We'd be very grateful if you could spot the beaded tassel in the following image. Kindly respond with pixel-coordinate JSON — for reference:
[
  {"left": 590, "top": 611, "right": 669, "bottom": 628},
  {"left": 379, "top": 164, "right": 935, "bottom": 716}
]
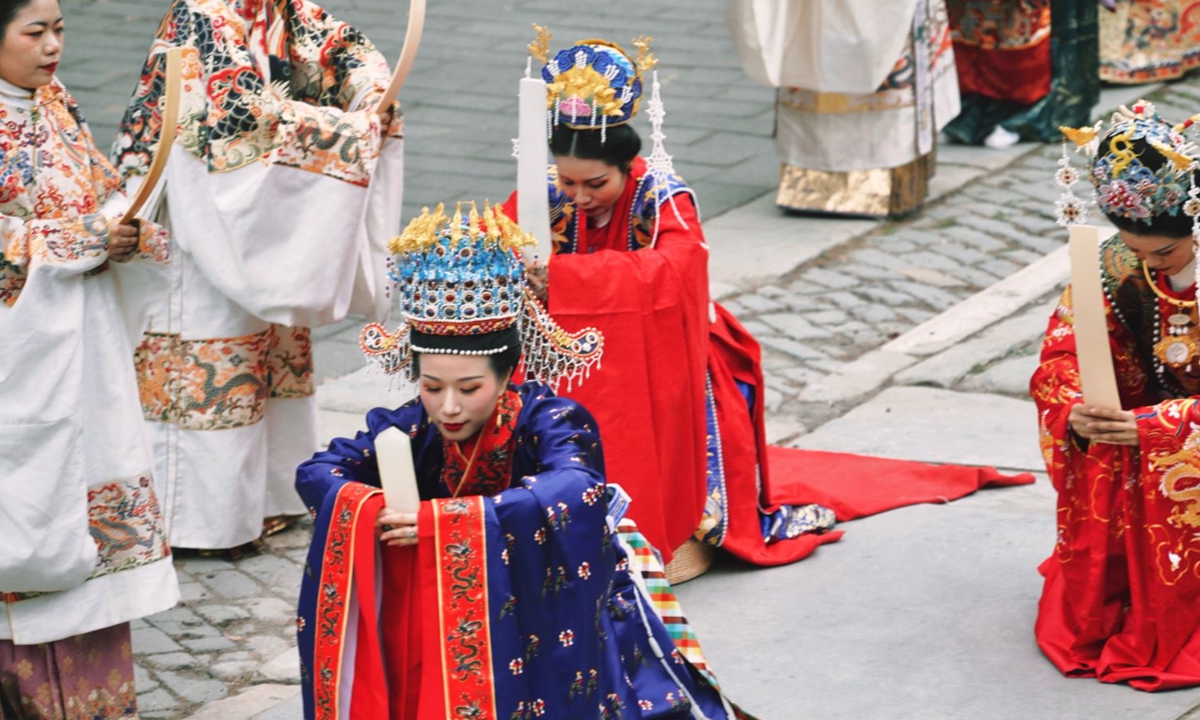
[{"left": 1054, "top": 141, "right": 1088, "bottom": 227}]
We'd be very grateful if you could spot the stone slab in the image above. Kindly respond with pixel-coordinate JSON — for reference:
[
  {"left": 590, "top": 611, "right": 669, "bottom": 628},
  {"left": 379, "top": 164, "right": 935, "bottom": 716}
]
[
  {"left": 675, "top": 482, "right": 1200, "bottom": 720},
  {"left": 252, "top": 694, "right": 304, "bottom": 720},
  {"left": 188, "top": 684, "right": 300, "bottom": 720},
  {"left": 962, "top": 352, "right": 1042, "bottom": 398},
  {"left": 704, "top": 192, "right": 877, "bottom": 288},
  {"left": 797, "top": 386, "right": 1044, "bottom": 472},
  {"left": 895, "top": 299, "right": 1055, "bottom": 388}
]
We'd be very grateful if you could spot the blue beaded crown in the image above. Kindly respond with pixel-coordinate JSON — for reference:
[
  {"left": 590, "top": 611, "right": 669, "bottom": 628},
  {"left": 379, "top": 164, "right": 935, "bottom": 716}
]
[
  {"left": 530, "top": 26, "right": 657, "bottom": 131},
  {"left": 360, "top": 203, "right": 605, "bottom": 390}
]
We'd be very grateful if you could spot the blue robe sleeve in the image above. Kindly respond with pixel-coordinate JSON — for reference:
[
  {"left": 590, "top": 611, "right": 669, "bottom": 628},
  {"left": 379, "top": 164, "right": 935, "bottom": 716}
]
[{"left": 294, "top": 400, "right": 425, "bottom": 718}]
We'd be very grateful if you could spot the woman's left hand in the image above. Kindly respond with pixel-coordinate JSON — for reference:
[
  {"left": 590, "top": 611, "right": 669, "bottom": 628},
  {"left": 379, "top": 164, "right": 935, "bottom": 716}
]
[
  {"left": 1073, "top": 405, "right": 1139, "bottom": 446},
  {"left": 378, "top": 509, "right": 419, "bottom": 547}
]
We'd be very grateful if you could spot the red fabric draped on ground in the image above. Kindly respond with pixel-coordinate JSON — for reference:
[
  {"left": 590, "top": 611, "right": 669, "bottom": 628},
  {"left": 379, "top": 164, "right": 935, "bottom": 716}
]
[{"left": 764, "top": 447, "right": 1035, "bottom": 522}]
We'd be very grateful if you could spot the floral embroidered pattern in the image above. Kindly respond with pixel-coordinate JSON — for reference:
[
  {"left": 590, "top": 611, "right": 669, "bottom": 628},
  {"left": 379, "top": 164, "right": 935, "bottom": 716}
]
[
  {"left": 87, "top": 474, "right": 171, "bottom": 580},
  {"left": 431, "top": 496, "right": 498, "bottom": 719},
  {"left": 311, "top": 482, "right": 380, "bottom": 720},
  {"left": 135, "top": 330, "right": 271, "bottom": 431},
  {"left": 269, "top": 325, "right": 315, "bottom": 399},
  {"left": 114, "top": 0, "right": 402, "bottom": 186},
  {"left": 0, "top": 81, "right": 144, "bottom": 305}
]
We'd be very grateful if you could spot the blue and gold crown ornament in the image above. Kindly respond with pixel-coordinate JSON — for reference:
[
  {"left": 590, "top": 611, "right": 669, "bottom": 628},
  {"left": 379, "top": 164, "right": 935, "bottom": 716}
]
[
  {"left": 1056, "top": 101, "right": 1200, "bottom": 232},
  {"left": 360, "top": 202, "right": 605, "bottom": 391},
  {"left": 530, "top": 25, "right": 657, "bottom": 134}
]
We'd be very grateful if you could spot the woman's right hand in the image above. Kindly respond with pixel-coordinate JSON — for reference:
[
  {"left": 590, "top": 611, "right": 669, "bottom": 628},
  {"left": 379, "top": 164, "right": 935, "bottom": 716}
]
[
  {"left": 107, "top": 218, "right": 140, "bottom": 262},
  {"left": 377, "top": 507, "right": 419, "bottom": 547},
  {"left": 1068, "top": 404, "right": 1138, "bottom": 446}
]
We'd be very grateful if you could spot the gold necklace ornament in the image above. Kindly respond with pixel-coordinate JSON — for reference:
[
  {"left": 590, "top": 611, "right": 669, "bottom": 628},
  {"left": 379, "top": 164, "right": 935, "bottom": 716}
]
[{"left": 1146, "top": 263, "right": 1200, "bottom": 370}]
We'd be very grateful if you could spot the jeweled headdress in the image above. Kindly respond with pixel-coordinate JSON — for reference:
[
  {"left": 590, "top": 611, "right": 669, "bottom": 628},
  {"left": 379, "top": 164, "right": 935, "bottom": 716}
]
[
  {"left": 1056, "top": 101, "right": 1200, "bottom": 232},
  {"left": 530, "top": 25, "right": 657, "bottom": 135},
  {"left": 360, "top": 202, "right": 604, "bottom": 390},
  {"left": 526, "top": 27, "right": 686, "bottom": 227}
]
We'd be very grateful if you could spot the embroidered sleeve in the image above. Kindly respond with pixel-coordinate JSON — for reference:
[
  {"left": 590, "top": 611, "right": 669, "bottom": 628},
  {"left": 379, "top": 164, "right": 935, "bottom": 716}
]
[
  {"left": 0, "top": 213, "right": 110, "bottom": 269},
  {"left": 134, "top": 218, "right": 170, "bottom": 264}
]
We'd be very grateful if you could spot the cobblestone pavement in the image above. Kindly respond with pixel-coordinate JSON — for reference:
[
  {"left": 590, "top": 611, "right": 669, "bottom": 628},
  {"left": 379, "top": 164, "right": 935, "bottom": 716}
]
[{"left": 52, "top": 0, "right": 1200, "bottom": 717}]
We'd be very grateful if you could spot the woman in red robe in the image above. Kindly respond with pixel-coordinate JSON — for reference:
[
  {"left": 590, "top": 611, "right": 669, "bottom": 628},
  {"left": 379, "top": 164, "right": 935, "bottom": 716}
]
[
  {"left": 1033, "top": 102, "right": 1200, "bottom": 690},
  {"left": 504, "top": 36, "right": 841, "bottom": 567}
]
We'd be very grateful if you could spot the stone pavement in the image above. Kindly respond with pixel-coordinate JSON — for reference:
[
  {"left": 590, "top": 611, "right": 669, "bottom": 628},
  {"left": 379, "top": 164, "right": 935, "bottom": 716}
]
[{"left": 50, "top": 1, "right": 1200, "bottom": 718}]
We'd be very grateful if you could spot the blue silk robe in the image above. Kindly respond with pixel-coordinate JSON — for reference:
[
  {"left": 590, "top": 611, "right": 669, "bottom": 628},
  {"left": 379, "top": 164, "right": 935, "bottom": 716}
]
[{"left": 295, "top": 381, "right": 737, "bottom": 720}]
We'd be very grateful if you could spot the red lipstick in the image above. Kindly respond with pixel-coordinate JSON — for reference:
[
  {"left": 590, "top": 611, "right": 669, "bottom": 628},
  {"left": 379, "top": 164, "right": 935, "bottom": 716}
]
[
  {"left": 40, "top": 62, "right": 58, "bottom": 74},
  {"left": 442, "top": 422, "right": 465, "bottom": 432}
]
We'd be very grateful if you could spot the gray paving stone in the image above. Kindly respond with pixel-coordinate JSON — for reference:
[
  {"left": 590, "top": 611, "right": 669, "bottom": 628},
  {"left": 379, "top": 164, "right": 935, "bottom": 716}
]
[
  {"left": 244, "top": 597, "right": 297, "bottom": 623},
  {"left": 980, "top": 257, "right": 1025, "bottom": 278},
  {"left": 194, "top": 604, "right": 252, "bottom": 626},
  {"left": 737, "top": 293, "right": 785, "bottom": 313},
  {"left": 149, "top": 619, "right": 221, "bottom": 639},
  {"left": 849, "top": 304, "right": 898, "bottom": 324},
  {"left": 135, "top": 664, "right": 158, "bottom": 693},
  {"left": 960, "top": 353, "right": 1041, "bottom": 397},
  {"left": 758, "top": 335, "right": 829, "bottom": 360},
  {"left": 245, "top": 635, "right": 293, "bottom": 660},
  {"left": 898, "top": 249, "right": 969, "bottom": 274},
  {"left": 178, "top": 581, "right": 211, "bottom": 602},
  {"left": 933, "top": 242, "right": 990, "bottom": 266},
  {"left": 854, "top": 286, "right": 913, "bottom": 306},
  {"left": 199, "top": 571, "right": 263, "bottom": 599},
  {"left": 759, "top": 313, "right": 833, "bottom": 340},
  {"left": 132, "top": 626, "right": 183, "bottom": 655},
  {"left": 806, "top": 309, "right": 849, "bottom": 326},
  {"left": 848, "top": 247, "right": 907, "bottom": 270},
  {"left": 144, "top": 652, "right": 198, "bottom": 670},
  {"left": 136, "top": 689, "right": 180, "bottom": 713},
  {"left": 949, "top": 265, "right": 1004, "bottom": 288},
  {"left": 182, "top": 636, "right": 239, "bottom": 653},
  {"left": 840, "top": 263, "right": 897, "bottom": 282},
  {"left": 801, "top": 267, "right": 858, "bottom": 290},
  {"left": 890, "top": 280, "right": 962, "bottom": 308},
  {"left": 210, "top": 661, "right": 261, "bottom": 681},
  {"left": 739, "top": 320, "right": 775, "bottom": 337},
  {"left": 823, "top": 290, "right": 867, "bottom": 309},
  {"left": 155, "top": 670, "right": 229, "bottom": 705}
]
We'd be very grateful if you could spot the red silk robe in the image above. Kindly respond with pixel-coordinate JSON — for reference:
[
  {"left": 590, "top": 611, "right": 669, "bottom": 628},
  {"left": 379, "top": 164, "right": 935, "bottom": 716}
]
[{"left": 1032, "top": 237, "right": 1200, "bottom": 690}]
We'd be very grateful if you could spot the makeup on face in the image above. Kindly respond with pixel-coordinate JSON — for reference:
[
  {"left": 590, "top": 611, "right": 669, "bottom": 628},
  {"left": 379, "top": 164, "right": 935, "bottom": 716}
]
[
  {"left": 0, "top": 0, "right": 64, "bottom": 92},
  {"left": 1121, "top": 230, "right": 1196, "bottom": 277},
  {"left": 417, "top": 354, "right": 507, "bottom": 443},
  {"left": 554, "top": 155, "right": 627, "bottom": 219}
]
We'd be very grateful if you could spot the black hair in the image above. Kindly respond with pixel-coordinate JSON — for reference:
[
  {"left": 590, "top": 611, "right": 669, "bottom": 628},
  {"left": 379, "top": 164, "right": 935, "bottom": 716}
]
[
  {"left": 1097, "top": 133, "right": 1199, "bottom": 239},
  {"left": 549, "top": 123, "right": 641, "bottom": 172},
  {"left": 0, "top": 0, "right": 38, "bottom": 36},
  {"left": 410, "top": 327, "right": 522, "bottom": 384}
]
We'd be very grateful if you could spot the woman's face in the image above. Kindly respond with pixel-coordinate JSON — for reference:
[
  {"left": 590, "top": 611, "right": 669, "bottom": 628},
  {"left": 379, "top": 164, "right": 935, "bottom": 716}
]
[
  {"left": 554, "top": 155, "right": 627, "bottom": 220},
  {"left": 0, "top": 0, "right": 62, "bottom": 92},
  {"left": 418, "top": 354, "right": 510, "bottom": 443},
  {"left": 1120, "top": 230, "right": 1196, "bottom": 276}
]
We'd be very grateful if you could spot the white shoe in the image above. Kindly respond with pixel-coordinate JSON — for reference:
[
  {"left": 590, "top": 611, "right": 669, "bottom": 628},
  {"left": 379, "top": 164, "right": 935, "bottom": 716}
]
[{"left": 984, "top": 126, "right": 1020, "bottom": 149}]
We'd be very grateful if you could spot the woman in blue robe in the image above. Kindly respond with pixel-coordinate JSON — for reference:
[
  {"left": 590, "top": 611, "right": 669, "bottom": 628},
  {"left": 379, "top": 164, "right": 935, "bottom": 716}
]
[{"left": 294, "top": 202, "right": 748, "bottom": 720}]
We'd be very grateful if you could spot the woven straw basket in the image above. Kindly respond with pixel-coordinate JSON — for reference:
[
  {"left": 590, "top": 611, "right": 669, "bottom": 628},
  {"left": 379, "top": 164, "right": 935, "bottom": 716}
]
[{"left": 664, "top": 539, "right": 716, "bottom": 585}]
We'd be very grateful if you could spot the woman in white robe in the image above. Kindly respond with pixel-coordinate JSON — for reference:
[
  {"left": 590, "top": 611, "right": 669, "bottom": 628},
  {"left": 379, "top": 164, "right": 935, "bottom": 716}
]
[
  {"left": 111, "top": 0, "right": 405, "bottom": 551},
  {"left": 728, "top": 0, "right": 960, "bottom": 218},
  {"left": 0, "top": 0, "right": 178, "bottom": 715}
]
